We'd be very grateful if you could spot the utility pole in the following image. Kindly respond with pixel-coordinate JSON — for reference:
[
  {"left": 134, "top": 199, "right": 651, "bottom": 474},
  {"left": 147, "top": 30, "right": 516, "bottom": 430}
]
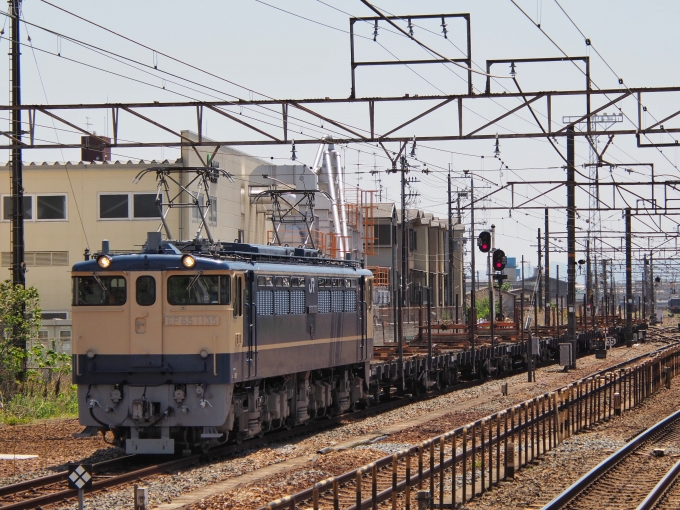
[
  {"left": 448, "top": 170, "right": 454, "bottom": 308},
  {"left": 544, "top": 208, "right": 550, "bottom": 326},
  {"left": 625, "top": 208, "right": 633, "bottom": 346},
  {"left": 469, "top": 176, "right": 477, "bottom": 373},
  {"left": 567, "top": 125, "right": 577, "bottom": 368},
  {"left": 489, "top": 224, "right": 495, "bottom": 353},
  {"left": 398, "top": 153, "right": 408, "bottom": 394},
  {"left": 522, "top": 255, "right": 533, "bottom": 382},
  {"left": 391, "top": 206, "right": 400, "bottom": 382},
  {"left": 642, "top": 254, "right": 648, "bottom": 319},
  {"left": 650, "top": 250, "right": 655, "bottom": 320},
  {"left": 537, "top": 228, "right": 542, "bottom": 317},
  {"left": 586, "top": 239, "right": 591, "bottom": 320},
  {"left": 602, "top": 259, "right": 608, "bottom": 323},
  {"left": 10, "top": 0, "right": 24, "bottom": 288}
]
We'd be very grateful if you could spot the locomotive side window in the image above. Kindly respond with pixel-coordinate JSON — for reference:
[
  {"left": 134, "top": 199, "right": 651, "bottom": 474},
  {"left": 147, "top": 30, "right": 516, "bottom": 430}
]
[
  {"left": 136, "top": 276, "right": 156, "bottom": 306},
  {"left": 233, "top": 276, "right": 242, "bottom": 318},
  {"left": 257, "top": 275, "right": 273, "bottom": 287},
  {"left": 167, "top": 275, "right": 230, "bottom": 305},
  {"left": 367, "top": 280, "right": 373, "bottom": 311},
  {"left": 72, "top": 276, "right": 127, "bottom": 306},
  {"left": 274, "top": 276, "right": 290, "bottom": 287}
]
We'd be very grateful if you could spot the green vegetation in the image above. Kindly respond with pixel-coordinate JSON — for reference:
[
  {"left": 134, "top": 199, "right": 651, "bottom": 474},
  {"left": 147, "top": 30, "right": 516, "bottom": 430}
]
[
  {"left": 0, "top": 280, "right": 75, "bottom": 424},
  {"left": 475, "top": 297, "right": 490, "bottom": 320}
]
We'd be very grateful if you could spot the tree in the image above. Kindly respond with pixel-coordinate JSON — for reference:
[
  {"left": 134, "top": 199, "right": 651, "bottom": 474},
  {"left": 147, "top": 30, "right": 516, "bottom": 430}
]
[
  {"left": 475, "top": 297, "right": 490, "bottom": 320},
  {"left": 0, "top": 281, "right": 41, "bottom": 395}
]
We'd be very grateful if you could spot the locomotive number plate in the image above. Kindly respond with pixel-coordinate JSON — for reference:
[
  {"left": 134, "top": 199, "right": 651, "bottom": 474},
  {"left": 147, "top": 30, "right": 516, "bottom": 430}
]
[{"left": 164, "top": 316, "right": 219, "bottom": 326}]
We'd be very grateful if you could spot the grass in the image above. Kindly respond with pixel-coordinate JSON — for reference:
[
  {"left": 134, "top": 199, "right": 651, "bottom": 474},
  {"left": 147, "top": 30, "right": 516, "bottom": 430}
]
[{"left": 0, "top": 384, "right": 78, "bottom": 425}]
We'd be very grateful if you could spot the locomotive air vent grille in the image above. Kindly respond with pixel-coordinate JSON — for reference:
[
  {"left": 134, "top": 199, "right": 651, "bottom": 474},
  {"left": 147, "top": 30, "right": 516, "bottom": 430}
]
[
  {"left": 290, "top": 289, "right": 306, "bottom": 314},
  {"left": 345, "top": 290, "right": 357, "bottom": 312},
  {"left": 274, "top": 290, "right": 290, "bottom": 315},
  {"left": 318, "top": 290, "right": 331, "bottom": 313},
  {"left": 331, "top": 290, "right": 344, "bottom": 313},
  {"left": 256, "top": 290, "right": 274, "bottom": 316}
]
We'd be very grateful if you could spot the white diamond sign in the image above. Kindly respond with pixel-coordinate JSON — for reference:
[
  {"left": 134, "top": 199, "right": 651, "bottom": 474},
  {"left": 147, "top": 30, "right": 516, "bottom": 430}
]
[{"left": 67, "top": 463, "right": 93, "bottom": 490}]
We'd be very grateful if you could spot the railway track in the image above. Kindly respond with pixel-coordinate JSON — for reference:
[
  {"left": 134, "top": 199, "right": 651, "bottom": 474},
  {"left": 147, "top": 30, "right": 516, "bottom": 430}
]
[
  {"left": 2, "top": 339, "right": 674, "bottom": 510},
  {"left": 542, "top": 408, "right": 680, "bottom": 510},
  {"left": 645, "top": 460, "right": 680, "bottom": 509},
  {"left": 0, "top": 362, "right": 543, "bottom": 509},
  {"left": 259, "top": 341, "right": 680, "bottom": 510}
]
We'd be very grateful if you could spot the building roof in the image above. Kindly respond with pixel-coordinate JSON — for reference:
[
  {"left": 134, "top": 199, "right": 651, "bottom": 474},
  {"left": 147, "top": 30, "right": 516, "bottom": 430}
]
[{"left": 5, "top": 159, "right": 183, "bottom": 167}]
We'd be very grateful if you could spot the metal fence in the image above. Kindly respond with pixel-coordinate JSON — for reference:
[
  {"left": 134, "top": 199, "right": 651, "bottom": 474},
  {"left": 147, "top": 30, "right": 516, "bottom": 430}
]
[{"left": 263, "top": 344, "right": 680, "bottom": 509}]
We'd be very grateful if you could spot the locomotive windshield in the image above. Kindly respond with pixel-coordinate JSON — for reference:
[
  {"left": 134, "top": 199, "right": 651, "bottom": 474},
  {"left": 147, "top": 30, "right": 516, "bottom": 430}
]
[
  {"left": 72, "top": 276, "right": 127, "bottom": 306},
  {"left": 167, "top": 275, "right": 230, "bottom": 305}
]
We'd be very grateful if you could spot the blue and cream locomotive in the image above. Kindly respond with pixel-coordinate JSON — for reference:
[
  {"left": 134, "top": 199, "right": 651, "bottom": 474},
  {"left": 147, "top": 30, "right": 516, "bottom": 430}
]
[{"left": 72, "top": 235, "right": 373, "bottom": 454}]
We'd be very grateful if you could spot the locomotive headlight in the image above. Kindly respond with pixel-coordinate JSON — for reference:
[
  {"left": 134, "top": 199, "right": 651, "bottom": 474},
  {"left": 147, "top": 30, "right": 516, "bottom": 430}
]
[
  {"left": 86, "top": 349, "right": 96, "bottom": 359},
  {"left": 200, "top": 349, "right": 209, "bottom": 359},
  {"left": 181, "top": 254, "right": 196, "bottom": 268},
  {"left": 97, "top": 254, "right": 112, "bottom": 269}
]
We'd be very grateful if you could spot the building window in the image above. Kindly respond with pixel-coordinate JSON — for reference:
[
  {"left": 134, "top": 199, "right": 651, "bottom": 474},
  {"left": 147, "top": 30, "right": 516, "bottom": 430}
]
[
  {"left": 237, "top": 229, "right": 245, "bottom": 243},
  {"left": 409, "top": 229, "right": 417, "bottom": 252},
  {"left": 374, "top": 224, "right": 391, "bottom": 246},
  {"left": 209, "top": 196, "right": 217, "bottom": 224},
  {"left": 191, "top": 195, "right": 217, "bottom": 224},
  {"left": 41, "top": 312, "right": 68, "bottom": 320},
  {"left": 133, "top": 194, "right": 161, "bottom": 219},
  {"left": 2, "top": 196, "right": 32, "bottom": 221},
  {"left": 3, "top": 195, "right": 68, "bottom": 221},
  {"left": 99, "top": 194, "right": 128, "bottom": 219},
  {"left": 37, "top": 195, "right": 66, "bottom": 220},
  {"left": 99, "top": 193, "right": 162, "bottom": 220}
]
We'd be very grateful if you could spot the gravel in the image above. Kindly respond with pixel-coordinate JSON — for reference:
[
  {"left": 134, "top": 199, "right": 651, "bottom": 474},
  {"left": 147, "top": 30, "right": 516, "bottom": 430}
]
[{"left": 2, "top": 338, "right": 669, "bottom": 509}]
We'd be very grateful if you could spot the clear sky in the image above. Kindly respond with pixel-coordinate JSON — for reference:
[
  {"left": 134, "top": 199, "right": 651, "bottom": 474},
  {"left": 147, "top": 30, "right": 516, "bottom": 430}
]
[{"left": 4, "top": 0, "right": 680, "bottom": 283}]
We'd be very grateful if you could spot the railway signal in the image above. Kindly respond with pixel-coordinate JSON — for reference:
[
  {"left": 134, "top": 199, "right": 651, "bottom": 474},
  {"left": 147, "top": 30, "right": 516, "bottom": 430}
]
[
  {"left": 478, "top": 231, "right": 491, "bottom": 252},
  {"left": 493, "top": 249, "right": 507, "bottom": 271}
]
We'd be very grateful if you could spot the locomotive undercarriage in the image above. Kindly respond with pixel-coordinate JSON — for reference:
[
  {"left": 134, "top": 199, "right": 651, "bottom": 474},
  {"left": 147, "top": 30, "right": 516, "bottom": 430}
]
[{"left": 90, "top": 364, "right": 369, "bottom": 454}]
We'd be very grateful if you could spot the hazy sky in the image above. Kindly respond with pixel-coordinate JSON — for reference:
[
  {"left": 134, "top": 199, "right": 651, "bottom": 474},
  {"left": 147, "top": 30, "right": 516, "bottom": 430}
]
[{"left": 4, "top": 0, "right": 680, "bottom": 281}]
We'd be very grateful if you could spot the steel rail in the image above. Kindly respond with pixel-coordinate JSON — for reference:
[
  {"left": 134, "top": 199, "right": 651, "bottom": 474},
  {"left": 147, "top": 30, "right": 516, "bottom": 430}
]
[
  {"left": 541, "top": 407, "right": 680, "bottom": 510},
  {"left": 0, "top": 344, "right": 578, "bottom": 510},
  {"left": 259, "top": 338, "right": 678, "bottom": 510},
  {"left": 636, "top": 459, "right": 680, "bottom": 510},
  {"left": 2, "top": 334, "right": 669, "bottom": 510},
  {"left": 0, "top": 454, "right": 134, "bottom": 498}
]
